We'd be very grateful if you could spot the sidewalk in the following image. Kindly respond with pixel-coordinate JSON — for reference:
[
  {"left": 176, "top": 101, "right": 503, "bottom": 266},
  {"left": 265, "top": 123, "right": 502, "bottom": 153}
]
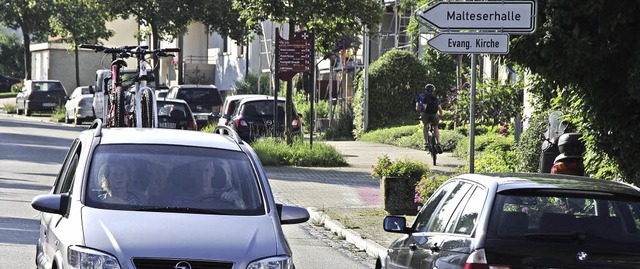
[{"left": 264, "top": 141, "right": 467, "bottom": 259}]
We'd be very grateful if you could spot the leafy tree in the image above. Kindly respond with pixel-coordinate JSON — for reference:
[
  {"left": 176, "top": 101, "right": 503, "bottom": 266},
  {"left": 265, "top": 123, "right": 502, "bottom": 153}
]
[
  {"left": 353, "top": 49, "right": 428, "bottom": 136},
  {"left": 0, "top": 0, "right": 53, "bottom": 80},
  {"left": 234, "top": 72, "right": 270, "bottom": 95},
  {"left": 50, "top": 0, "right": 114, "bottom": 88},
  {"left": 0, "top": 32, "right": 25, "bottom": 78},
  {"left": 507, "top": 0, "right": 640, "bottom": 183},
  {"left": 234, "top": 0, "right": 383, "bottom": 144}
]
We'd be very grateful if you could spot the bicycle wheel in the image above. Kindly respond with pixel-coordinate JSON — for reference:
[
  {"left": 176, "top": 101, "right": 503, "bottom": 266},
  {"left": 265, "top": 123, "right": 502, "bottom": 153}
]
[
  {"left": 140, "top": 90, "right": 154, "bottom": 128},
  {"left": 429, "top": 136, "right": 437, "bottom": 166},
  {"left": 114, "top": 88, "right": 126, "bottom": 127}
]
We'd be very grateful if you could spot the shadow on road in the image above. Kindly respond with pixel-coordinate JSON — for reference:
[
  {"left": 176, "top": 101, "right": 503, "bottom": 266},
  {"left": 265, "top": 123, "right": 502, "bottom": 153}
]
[{"left": 0, "top": 216, "right": 39, "bottom": 245}]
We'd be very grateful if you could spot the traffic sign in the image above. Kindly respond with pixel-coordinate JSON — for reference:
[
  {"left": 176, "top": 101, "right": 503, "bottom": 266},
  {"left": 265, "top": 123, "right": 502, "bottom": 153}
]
[
  {"left": 417, "top": 1, "right": 536, "bottom": 33},
  {"left": 427, "top": 33, "right": 510, "bottom": 54}
]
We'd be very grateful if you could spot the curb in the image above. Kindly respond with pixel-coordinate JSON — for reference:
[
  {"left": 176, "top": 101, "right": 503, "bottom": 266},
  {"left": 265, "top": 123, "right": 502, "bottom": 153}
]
[{"left": 307, "top": 207, "right": 387, "bottom": 260}]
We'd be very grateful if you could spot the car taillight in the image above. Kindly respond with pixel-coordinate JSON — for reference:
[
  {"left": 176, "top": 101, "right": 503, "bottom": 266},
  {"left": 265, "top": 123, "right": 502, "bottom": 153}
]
[
  {"left": 464, "top": 250, "right": 511, "bottom": 269},
  {"left": 187, "top": 119, "right": 197, "bottom": 130},
  {"left": 236, "top": 117, "right": 248, "bottom": 128}
]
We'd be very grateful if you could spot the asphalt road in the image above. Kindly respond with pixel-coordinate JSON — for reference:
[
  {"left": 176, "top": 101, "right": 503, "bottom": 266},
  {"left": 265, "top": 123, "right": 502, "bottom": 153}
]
[{"left": 0, "top": 115, "right": 374, "bottom": 269}]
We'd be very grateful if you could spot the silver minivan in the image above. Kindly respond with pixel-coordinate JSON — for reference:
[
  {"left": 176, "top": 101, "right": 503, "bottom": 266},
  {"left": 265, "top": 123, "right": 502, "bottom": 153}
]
[{"left": 31, "top": 123, "right": 309, "bottom": 269}]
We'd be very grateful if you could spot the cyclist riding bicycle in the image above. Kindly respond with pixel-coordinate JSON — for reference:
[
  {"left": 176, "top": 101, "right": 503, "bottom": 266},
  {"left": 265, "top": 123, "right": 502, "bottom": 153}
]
[{"left": 416, "top": 84, "right": 443, "bottom": 153}]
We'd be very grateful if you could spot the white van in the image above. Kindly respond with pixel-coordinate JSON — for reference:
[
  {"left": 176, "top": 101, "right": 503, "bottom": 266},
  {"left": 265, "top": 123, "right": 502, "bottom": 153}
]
[{"left": 92, "top": 69, "right": 137, "bottom": 121}]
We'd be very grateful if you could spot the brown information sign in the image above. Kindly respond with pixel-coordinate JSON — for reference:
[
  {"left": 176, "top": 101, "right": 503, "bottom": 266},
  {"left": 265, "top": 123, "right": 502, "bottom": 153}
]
[{"left": 277, "top": 31, "right": 312, "bottom": 81}]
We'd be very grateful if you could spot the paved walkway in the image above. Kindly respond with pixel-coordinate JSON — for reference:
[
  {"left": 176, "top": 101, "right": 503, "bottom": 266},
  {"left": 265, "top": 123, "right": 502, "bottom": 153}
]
[{"left": 264, "top": 141, "right": 467, "bottom": 258}]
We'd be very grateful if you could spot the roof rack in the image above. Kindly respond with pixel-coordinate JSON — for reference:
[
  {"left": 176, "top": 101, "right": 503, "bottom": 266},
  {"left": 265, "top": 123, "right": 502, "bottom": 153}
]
[
  {"left": 88, "top": 118, "right": 103, "bottom": 137},
  {"left": 214, "top": 125, "right": 243, "bottom": 145}
]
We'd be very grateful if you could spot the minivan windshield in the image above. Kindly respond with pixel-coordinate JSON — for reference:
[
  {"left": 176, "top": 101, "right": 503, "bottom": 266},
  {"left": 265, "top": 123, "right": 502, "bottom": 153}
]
[
  {"left": 491, "top": 191, "right": 640, "bottom": 243},
  {"left": 85, "top": 144, "right": 264, "bottom": 215}
]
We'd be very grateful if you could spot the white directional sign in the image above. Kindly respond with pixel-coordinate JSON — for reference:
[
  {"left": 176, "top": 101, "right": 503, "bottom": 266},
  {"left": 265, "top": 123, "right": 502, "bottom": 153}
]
[
  {"left": 417, "top": 1, "right": 536, "bottom": 33},
  {"left": 427, "top": 33, "right": 510, "bottom": 54}
]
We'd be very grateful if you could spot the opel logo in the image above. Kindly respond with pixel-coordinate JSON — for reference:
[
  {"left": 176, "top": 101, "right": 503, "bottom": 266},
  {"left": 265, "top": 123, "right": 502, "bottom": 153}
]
[
  {"left": 175, "top": 261, "right": 192, "bottom": 269},
  {"left": 266, "top": 120, "right": 273, "bottom": 126},
  {"left": 576, "top": 251, "right": 588, "bottom": 261}
]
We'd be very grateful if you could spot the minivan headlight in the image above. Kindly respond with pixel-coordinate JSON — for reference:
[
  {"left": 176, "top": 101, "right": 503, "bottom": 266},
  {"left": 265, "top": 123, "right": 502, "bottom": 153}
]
[
  {"left": 247, "top": 256, "right": 293, "bottom": 269},
  {"left": 68, "top": 245, "right": 120, "bottom": 269}
]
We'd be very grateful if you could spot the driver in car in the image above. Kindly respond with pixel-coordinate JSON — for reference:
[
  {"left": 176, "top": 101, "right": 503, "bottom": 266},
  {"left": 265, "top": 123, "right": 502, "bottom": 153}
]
[{"left": 172, "top": 160, "right": 245, "bottom": 209}]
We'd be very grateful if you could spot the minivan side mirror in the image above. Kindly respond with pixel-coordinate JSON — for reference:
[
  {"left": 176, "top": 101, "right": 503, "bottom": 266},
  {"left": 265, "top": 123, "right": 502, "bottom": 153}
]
[{"left": 31, "top": 193, "right": 71, "bottom": 216}]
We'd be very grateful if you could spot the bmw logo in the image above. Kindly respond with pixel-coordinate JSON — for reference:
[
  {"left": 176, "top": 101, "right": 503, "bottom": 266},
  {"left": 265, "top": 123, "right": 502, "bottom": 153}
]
[
  {"left": 576, "top": 251, "right": 588, "bottom": 261},
  {"left": 175, "top": 261, "right": 192, "bottom": 269}
]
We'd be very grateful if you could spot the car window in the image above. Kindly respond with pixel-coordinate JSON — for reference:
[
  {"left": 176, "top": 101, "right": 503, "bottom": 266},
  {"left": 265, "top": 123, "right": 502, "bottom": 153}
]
[
  {"left": 450, "top": 186, "right": 486, "bottom": 235},
  {"left": 81, "top": 87, "right": 91, "bottom": 95},
  {"left": 85, "top": 144, "right": 264, "bottom": 215},
  {"left": 32, "top": 82, "right": 64, "bottom": 92},
  {"left": 241, "top": 101, "right": 289, "bottom": 117},
  {"left": 176, "top": 88, "right": 222, "bottom": 106},
  {"left": 413, "top": 180, "right": 457, "bottom": 232},
  {"left": 53, "top": 139, "right": 81, "bottom": 194},
  {"left": 491, "top": 191, "right": 640, "bottom": 242},
  {"left": 428, "top": 181, "right": 472, "bottom": 233},
  {"left": 157, "top": 102, "right": 190, "bottom": 117}
]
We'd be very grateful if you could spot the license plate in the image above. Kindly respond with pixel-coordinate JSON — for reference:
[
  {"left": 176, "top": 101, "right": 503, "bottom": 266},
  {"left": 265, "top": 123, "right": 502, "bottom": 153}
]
[
  {"left": 43, "top": 103, "right": 55, "bottom": 107},
  {"left": 159, "top": 122, "right": 176, "bottom": 129},
  {"left": 197, "top": 115, "right": 209, "bottom": 120}
]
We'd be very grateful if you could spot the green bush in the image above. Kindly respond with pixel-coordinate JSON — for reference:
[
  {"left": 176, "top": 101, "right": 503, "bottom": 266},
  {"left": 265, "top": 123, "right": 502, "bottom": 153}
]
[
  {"left": 414, "top": 173, "right": 450, "bottom": 206},
  {"left": 353, "top": 49, "right": 428, "bottom": 137},
  {"left": 371, "top": 154, "right": 430, "bottom": 179},
  {"left": 293, "top": 90, "right": 329, "bottom": 133},
  {"left": 474, "top": 150, "right": 519, "bottom": 173},
  {"left": 322, "top": 107, "right": 355, "bottom": 140},
  {"left": 252, "top": 138, "right": 348, "bottom": 167},
  {"left": 3, "top": 104, "right": 16, "bottom": 113},
  {"left": 514, "top": 111, "right": 549, "bottom": 172},
  {"left": 453, "top": 133, "right": 509, "bottom": 158}
]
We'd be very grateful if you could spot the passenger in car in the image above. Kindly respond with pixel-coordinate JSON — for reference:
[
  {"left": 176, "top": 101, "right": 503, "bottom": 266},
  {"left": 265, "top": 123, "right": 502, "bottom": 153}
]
[
  {"left": 172, "top": 160, "right": 245, "bottom": 209},
  {"left": 99, "top": 163, "right": 143, "bottom": 205}
]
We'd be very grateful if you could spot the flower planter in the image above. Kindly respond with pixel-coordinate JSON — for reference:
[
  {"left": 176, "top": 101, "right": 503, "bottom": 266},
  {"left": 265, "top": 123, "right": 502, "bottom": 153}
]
[{"left": 381, "top": 176, "right": 419, "bottom": 215}]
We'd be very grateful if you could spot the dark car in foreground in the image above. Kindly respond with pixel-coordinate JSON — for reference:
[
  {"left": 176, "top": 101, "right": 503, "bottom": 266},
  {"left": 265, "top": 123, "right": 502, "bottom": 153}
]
[
  {"left": 378, "top": 173, "right": 640, "bottom": 269},
  {"left": 16, "top": 80, "right": 67, "bottom": 116},
  {"left": 156, "top": 97, "right": 198, "bottom": 130},
  {"left": 167, "top": 84, "right": 223, "bottom": 129},
  {"left": 228, "top": 96, "right": 303, "bottom": 142},
  {"left": 31, "top": 122, "right": 309, "bottom": 269}
]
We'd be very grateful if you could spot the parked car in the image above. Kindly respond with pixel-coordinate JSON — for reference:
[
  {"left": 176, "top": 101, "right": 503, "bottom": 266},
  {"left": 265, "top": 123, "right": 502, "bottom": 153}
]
[
  {"left": 0, "top": 73, "right": 21, "bottom": 92},
  {"left": 64, "top": 86, "right": 95, "bottom": 125},
  {"left": 217, "top": 94, "right": 268, "bottom": 126},
  {"left": 228, "top": 96, "right": 303, "bottom": 142},
  {"left": 378, "top": 173, "right": 640, "bottom": 269},
  {"left": 31, "top": 123, "right": 309, "bottom": 269},
  {"left": 167, "top": 84, "right": 223, "bottom": 129},
  {"left": 16, "top": 80, "right": 67, "bottom": 116},
  {"left": 156, "top": 97, "right": 198, "bottom": 130}
]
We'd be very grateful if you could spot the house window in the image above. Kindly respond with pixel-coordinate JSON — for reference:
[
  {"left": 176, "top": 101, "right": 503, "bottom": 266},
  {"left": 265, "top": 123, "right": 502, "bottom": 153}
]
[{"left": 223, "top": 36, "right": 228, "bottom": 54}]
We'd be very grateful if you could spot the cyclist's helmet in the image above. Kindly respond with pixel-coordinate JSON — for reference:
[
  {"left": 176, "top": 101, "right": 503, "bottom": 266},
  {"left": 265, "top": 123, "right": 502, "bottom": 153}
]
[{"left": 424, "top": 84, "right": 435, "bottom": 92}]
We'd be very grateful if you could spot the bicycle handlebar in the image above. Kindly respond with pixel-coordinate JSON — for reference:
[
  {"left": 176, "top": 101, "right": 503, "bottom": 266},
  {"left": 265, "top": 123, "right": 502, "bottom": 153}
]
[{"left": 80, "top": 44, "right": 177, "bottom": 56}]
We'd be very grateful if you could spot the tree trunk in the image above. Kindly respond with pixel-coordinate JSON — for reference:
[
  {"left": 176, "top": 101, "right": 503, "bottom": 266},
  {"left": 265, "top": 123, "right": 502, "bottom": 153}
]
[
  {"left": 285, "top": 21, "right": 296, "bottom": 145},
  {"left": 75, "top": 43, "right": 80, "bottom": 88},
  {"left": 22, "top": 32, "right": 32, "bottom": 80}
]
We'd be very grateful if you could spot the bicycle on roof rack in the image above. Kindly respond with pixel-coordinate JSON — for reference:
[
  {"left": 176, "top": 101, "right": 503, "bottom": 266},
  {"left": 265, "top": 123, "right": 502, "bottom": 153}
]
[{"left": 81, "top": 44, "right": 179, "bottom": 128}]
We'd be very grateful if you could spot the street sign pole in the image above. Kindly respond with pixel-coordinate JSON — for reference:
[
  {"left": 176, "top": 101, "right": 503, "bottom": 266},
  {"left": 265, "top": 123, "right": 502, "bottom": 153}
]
[{"left": 469, "top": 54, "right": 477, "bottom": 173}]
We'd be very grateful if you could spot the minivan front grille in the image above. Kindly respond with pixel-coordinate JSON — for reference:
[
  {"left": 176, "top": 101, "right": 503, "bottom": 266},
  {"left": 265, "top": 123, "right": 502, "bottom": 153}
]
[{"left": 132, "top": 258, "right": 233, "bottom": 269}]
